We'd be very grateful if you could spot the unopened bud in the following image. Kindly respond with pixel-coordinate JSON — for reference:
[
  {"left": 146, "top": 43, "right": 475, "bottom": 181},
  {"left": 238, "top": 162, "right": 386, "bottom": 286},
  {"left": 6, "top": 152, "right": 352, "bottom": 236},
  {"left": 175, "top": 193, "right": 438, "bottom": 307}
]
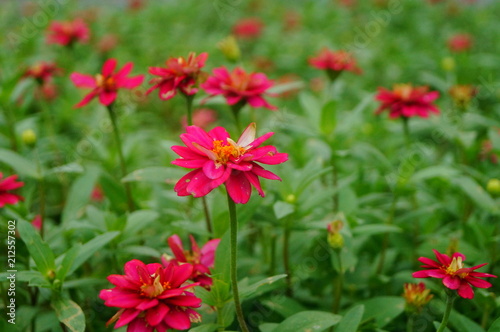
[
  {"left": 21, "top": 129, "right": 37, "bottom": 146},
  {"left": 217, "top": 35, "right": 241, "bottom": 63},
  {"left": 441, "top": 57, "right": 455, "bottom": 72},
  {"left": 487, "top": 179, "right": 500, "bottom": 196}
]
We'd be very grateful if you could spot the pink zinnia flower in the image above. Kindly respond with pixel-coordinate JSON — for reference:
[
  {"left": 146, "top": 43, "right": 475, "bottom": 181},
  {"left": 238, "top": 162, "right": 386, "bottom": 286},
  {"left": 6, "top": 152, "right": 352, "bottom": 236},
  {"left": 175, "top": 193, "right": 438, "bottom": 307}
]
[
  {"left": 412, "top": 249, "right": 497, "bottom": 299},
  {"left": 309, "top": 49, "right": 362, "bottom": 80},
  {"left": 201, "top": 67, "right": 277, "bottom": 110},
  {"left": 163, "top": 235, "right": 220, "bottom": 289},
  {"left": 448, "top": 34, "right": 473, "bottom": 52},
  {"left": 46, "top": 18, "right": 90, "bottom": 46},
  {"left": 172, "top": 123, "right": 288, "bottom": 204},
  {"left": 375, "top": 84, "right": 440, "bottom": 119},
  {"left": 70, "top": 58, "right": 144, "bottom": 108},
  {"left": 99, "top": 259, "right": 202, "bottom": 331},
  {"left": 232, "top": 17, "right": 264, "bottom": 39},
  {"left": 0, "top": 173, "right": 24, "bottom": 208},
  {"left": 147, "top": 52, "right": 208, "bottom": 101},
  {"left": 24, "top": 61, "right": 62, "bottom": 84}
]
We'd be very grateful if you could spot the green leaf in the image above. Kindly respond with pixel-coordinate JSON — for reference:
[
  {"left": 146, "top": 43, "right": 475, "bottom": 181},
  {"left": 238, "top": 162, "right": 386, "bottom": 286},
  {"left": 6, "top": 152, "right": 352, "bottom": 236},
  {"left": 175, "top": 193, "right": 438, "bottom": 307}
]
[
  {"left": 271, "top": 311, "right": 341, "bottom": 332},
  {"left": 262, "top": 296, "right": 307, "bottom": 318},
  {"left": 488, "top": 317, "right": 500, "bottom": 332},
  {"left": 17, "top": 219, "right": 56, "bottom": 281},
  {"left": 352, "top": 224, "right": 402, "bottom": 237},
  {"left": 61, "top": 166, "right": 100, "bottom": 224},
  {"left": 450, "top": 309, "right": 485, "bottom": 332},
  {"left": 239, "top": 274, "right": 287, "bottom": 299},
  {"left": 260, "top": 323, "right": 279, "bottom": 332},
  {"left": 0, "top": 148, "right": 40, "bottom": 178},
  {"left": 273, "top": 201, "right": 295, "bottom": 220},
  {"left": 320, "top": 100, "right": 337, "bottom": 135},
  {"left": 124, "top": 209, "right": 159, "bottom": 234},
  {"left": 336, "top": 305, "right": 364, "bottom": 332},
  {"left": 56, "top": 245, "right": 80, "bottom": 283},
  {"left": 360, "top": 296, "right": 405, "bottom": 328},
  {"left": 213, "top": 231, "right": 230, "bottom": 284},
  {"left": 453, "top": 176, "right": 497, "bottom": 212},
  {"left": 122, "top": 166, "right": 185, "bottom": 184},
  {"left": 51, "top": 297, "right": 85, "bottom": 332},
  {"left": 411, "top": 165, "right": 459, "bottom": 183},
  {"left": 66, "top": 231, "right": 120, "bottom": 276},
  {"left": 121, "top": 245, "right": 161, "bottom": 257},
  {"left": 188, "top": 324, "right": 218, "bottom": 332}
]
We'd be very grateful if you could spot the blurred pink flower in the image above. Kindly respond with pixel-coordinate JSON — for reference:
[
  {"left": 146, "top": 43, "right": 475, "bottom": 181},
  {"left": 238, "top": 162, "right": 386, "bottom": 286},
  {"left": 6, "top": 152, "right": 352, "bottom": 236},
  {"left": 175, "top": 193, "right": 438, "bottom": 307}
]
[
  {"left": 413, "top": 249, "right": 496, "bottom": 299},
  {"left": 201, "top": 67, "right": 277, "bottom": 110},
  {"left": 172, "top": 123, "right": 288, "bottom": 204},
  {"left": 309, "top": 49, "right": 362, "bottom": 80},
  {"left": 147, "top": 52, "right": 208, "bottom": 101},
  {"left": 448, "top": 33, "right": 473, "bottom": 52},
  {"left": 0, "top": 173, "right": 24, "bottom": 208},
  {"left": 70, "top": 58, "right": 144, "bottom": 108},
  {"left": 46, "top": 18, "right": 90, "bottom": 46},
  {"left": 90, "top": 185, "right": 105, "bottom": 202},
  {"left": 163, "top": 235, "right": 220, "bottom": 289},
  {"left": 24, "top": 61, "right": 62, "bottom": 84},
  {"left": 181, "top": 108, "right": 218, "bottom": 130},
  {"left": 232, "top": 17, "right": 264, "bottom": 39},
  {"left": 100, "top": 259, "right": 201, "bottom": 331},
  {"left": 31, "top": 215, "right": 42, "bottom": 231},
  {"left": 375, "top": 84, "right": 440, "bottom": 119}
]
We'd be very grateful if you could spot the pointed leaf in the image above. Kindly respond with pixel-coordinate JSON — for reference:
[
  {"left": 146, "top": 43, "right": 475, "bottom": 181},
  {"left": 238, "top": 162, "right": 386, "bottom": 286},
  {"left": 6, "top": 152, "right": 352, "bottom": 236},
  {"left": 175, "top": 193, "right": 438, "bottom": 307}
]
[
  {"left": 271, "top": 311, "right": 341, "bottom": 332},
  {"left": 52, "top": 297, "right": 85, "bottom": 332}
]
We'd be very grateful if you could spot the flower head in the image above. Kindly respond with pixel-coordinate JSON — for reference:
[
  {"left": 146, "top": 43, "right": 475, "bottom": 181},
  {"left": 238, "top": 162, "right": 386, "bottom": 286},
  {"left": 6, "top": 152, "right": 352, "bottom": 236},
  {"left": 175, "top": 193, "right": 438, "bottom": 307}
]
[
  {"left": 163, "top": 235, "right": 220, "bottom": 289},
  {"left": 232, "top": 17, "right": 264, "bottom": 39},
  {"left": 412, "top": 249, "right": 497, "bottom": 299},
  {"left": 99, "top": 259, "right": 202, "bottom": 331},
  {"left": 449, "top": 84, "right": 477, "bottom": 108},
  {"left": 309, "top": 49, "right": 362, "bottom": 81},
  {"left": 403, "top": 282, "right": 433, "bottom": 313},
  {"left": 327, "top": 220, "right": 344, "bottom": 249},
  {"left": 448, "top": 34, "right": 473, "bottom": 52},
  {"left": 172, "top": 123, "right": 288, "bottom": 204},
  {"left": 46, "top": 18, "right": 90, "bottom": 46},
  {"left": 375, "top": 84, "right": 440, "bottom": 119},
  {"left": 23, "top": 61, "right": 62, "bottom": 84},
  {"left": 70, "top": 58, "right": 144, "bottom": 108},
  {"left": 147, "top": 52, "right": 208, "bottom": 102},
  {"left": 0, "top": 173, "right": 24, "bottom": 208},
  {"left": 201, "top": 67, "right": 277, "bottom": 111}
]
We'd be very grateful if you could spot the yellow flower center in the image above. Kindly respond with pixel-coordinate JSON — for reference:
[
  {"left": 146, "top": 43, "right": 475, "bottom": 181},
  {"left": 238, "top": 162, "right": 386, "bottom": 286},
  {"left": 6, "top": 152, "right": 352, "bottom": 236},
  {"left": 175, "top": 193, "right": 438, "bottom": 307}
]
[
  {"left": 140, "top": 274, "right": 171, "bottom": 298},
  {"left": 444, "top": 256, "right": 470, "bottom": 278},
  {"left": 394, "top": 84, "right": 413, "bottom": 100},
  {"left": 95, "top": 74, "right": 116, "bottom": 91},
  {"left": 211, "top": 140, "right": 245, "bottom": 165}
]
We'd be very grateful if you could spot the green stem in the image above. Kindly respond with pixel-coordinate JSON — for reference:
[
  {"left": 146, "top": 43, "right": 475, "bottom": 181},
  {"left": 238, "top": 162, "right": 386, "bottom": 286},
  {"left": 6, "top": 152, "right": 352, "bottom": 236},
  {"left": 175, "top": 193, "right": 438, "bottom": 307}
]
[
  {"left": 216, "top": 305, "right": 225, "bottom": 332},
  {"left": 402, "top": 117, "right": 410, "bottom": 148},
  {"left": 185, "top": 94, "right": 194, "bottom": 127},
  {"left": 332, "top": 249, "right": 343, "bottom": 313},
  {"left": 106, "top": 104, "right": 135, "bottom": 212},
  {"left": 2, "top": 105, "right": 18, "bottom": 152},
  {"left": 35, "top": 147, "right": 46, "bottom": 240},
  {"left": 436, "top": 293, "right": 455, "bottom": 332},
  {"left": 227, "top": 193, "right": 250, "bottom": 332},
  {"left": 201, "top": 196, "right": 213, "bottom": 237},
  {"left": 376, "top": 195, "right": 398, "bottom": 274},
  {"left": 283, "top": 225, "right": 293, "bottom": 297},
  {"left": 331, "top": 154, "right": 338, "bottom": 213},
  {"left": 406, "top": 313, "right": 415, "bottom": 332}
]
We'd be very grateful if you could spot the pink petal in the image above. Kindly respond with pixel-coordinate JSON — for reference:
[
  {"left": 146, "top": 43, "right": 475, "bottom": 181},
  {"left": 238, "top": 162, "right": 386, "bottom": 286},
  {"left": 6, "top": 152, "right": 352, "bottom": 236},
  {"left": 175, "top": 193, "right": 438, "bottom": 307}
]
[
  {"left": 145, "top": 302, "right": 170, "bottom": 326},
  {"left": 70, "top": 73, "right": 96, "bottom": 88},
  {"left": 164, "top": 309, "right": 192, "bottom": 330},
  {"left": 244, "top": 171, "right": 264, "bottom": 197},
  {"left": 74, "top": 90, "right": 98, "bottom": 108},
  {"left": 124, "top": 259, "right": 147, "bottom": 280},
  {"left": 225, "top": 171, "right": 252, "bottom": 204},
  {"left": 126, "top": 318, "right": 154, "bottom": 332},
  {"left": 457, "top": 282, "right": 474, "bottom": 299},
  {"left": 200, "top": 239, "right": 220, "bottom": 268},
  {"left": 251, "top": 164, "right": 281, "bottom": 180},
  {"left": 99, "top": 90, "right": 117, "bottom": 106},
  {"left": 171, "top": 158, "right": 207, "bottom": 169},
  {"left": 165, "top": 295, "right": 202, "bottom": 307},
  {"left": 443, "top": 275, "right": 461, "bottom": 289},
  {"left": 168, "top": 235, "right": 187, "bottom": 262},
  {"left": 102, "top": 58, "right": 117, "bottom": 76},
  {"left": 107, "top": 275, "right": 140, "bottom": 289},
  {"left": 466, "top": 277, "right": 492, "bottom": 288},
  {"left": 115, "top": 309, "right": 141, "bottom": 328},
  {"left": 203, "top": 160, "right": 226, "bottom": 179},
  {"left": 103, "top": 291, "right": 144, "bottom": 308},
  {"left": 136, "top": 299, "right": 159, "bottom": 311},
  {"left": 169, "top": 264, "right": 193, "bottom": 288}
]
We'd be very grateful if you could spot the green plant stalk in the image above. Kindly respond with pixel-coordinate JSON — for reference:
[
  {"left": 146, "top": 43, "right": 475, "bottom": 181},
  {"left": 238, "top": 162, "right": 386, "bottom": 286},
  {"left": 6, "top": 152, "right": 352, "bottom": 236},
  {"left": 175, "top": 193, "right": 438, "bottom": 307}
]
[
  {"left": 283, "top": 225, "right": 293, "bottom": 297},
  {"left": 106, "top": 104, "right": 135, "bottom": 212},
  {"left": 2, "top": 105, "right": 18, "bottom": 152},
  {"left": 230, "top": 102, "right": 245, "bottom": 133},
  {"left": 227, "top": 193, "right": 250, "bottom": 332},
  {"left": 331, "top": 154, "right": 339, "bottom": 213},
  {"left": 406, "top": 313, "right": 415, "bottom": 332},
  {"left": 217, "top": 305, "right": 225, "bottom": 332},
  {"left": 332, "top": 249, "right": 343, "bottom": 314},
  {"left": 436, "top": 292, "right": 456, "bottom": 332},
  {"left": 376, "top": 195, "right": 398, "bottom": 274},
  {"left": 35, "top": 147, "right": 46, "bottom": 240},
  {"left": 402, "top": 117, "right": 410, "bottom": 148},
  {"left": 185, "top": 94, "right": 194, "bottom": 128}
]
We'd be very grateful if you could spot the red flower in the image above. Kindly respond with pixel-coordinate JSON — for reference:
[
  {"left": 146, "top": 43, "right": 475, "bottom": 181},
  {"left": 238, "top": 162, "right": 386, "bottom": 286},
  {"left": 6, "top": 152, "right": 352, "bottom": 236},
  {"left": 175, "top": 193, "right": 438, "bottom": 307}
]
[
  {"left": 24, "top": 61, "right": 62, "bottom": 84},
  {"left": 309, "top": 49, "right": 362, "bottom": 79},
  {"left": 0, "top": 173, "right": 24, "bottom": 208},
  {"left": 201, "top": 67, "right": 277, "bottom": 110},
  {"left": 147, "top": 52, "right": 208, "bottom": 101},
  {"left": 448, "top": 34, "right": 473, "bottom": 52},
  {"left": 232, "top": 17, "right": 264, "bottom": 39},
  {"left": 99, "top": 259, "right": 201, "bottom": 331},
  {"left": 163, "top": 235, "right": 220, "bottom": 289},
  {"left": 70, "top": 58, "right": 144, "bottom": 108},
  {"left": 375, "top": 84, "right": 440, "bottom": 119},
  {"left": 172, "top": 123, "right": 288, "bottom": 204},
  {"left": 403, "top": 282, "right": 433, "bottom": 312},
  {"left": 413, "top": 249, "right": 497, "bottom": 299},
  {"left": 46, "top": 18, "right": 90, "bottom": 46}
]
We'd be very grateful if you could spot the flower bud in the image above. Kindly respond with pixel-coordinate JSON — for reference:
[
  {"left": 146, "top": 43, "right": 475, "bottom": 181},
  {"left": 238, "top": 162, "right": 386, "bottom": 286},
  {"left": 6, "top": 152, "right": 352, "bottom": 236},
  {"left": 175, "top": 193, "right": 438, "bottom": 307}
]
[
  {"left": 21, "top": 129, "right": 37, "bottom": 146},
  {"left": 285, "top": 194, "right": 296, "bottom": 204},
  {"left": 217, "top": 35, "right": 241, "bottom": 63},
  {"left": 487, "top": 179, "right": 500, "bottom": 196},
  {"left": 441, "top": 57, "right": 455, "bottom": 72},
  {"left": 327, "top": 219, "right": 344, "bottom": 249},
  {"left": 403, "top": 282, "right": 433, "bottom": 313}
]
